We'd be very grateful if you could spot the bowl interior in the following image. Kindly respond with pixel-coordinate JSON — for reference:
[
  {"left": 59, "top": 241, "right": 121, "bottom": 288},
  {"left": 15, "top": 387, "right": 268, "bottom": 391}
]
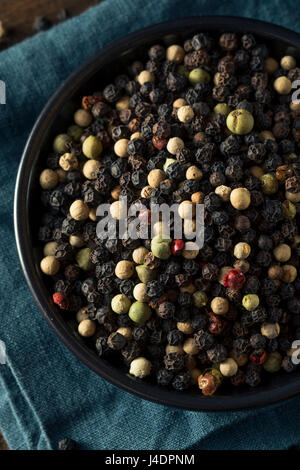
[{"left": 15, "top": 16, "right": 300, "bottom": 410}]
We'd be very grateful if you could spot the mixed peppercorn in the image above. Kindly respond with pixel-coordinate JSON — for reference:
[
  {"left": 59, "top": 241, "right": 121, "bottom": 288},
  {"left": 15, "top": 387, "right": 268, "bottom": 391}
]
[{"left": 38, "top": 31, "right": 300, "bottom": 395}]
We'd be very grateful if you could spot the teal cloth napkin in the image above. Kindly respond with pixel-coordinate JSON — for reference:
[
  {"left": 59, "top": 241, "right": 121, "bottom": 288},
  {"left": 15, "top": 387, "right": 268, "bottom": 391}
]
[{"left": 1, "top": 0, "right": 300, "bottom": 450}]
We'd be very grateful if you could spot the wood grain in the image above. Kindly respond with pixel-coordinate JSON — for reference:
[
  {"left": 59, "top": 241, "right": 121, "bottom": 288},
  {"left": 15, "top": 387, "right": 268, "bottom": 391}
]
[
  {"left": 0, "top": 432, "right": 9, "bottom": 450},
  {"left": 0, "top": 0, "right": 98, "bottom": 49}
]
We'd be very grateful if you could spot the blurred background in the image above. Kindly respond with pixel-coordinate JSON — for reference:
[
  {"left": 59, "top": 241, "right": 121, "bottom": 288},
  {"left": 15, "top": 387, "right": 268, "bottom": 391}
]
[{"left": 0, "top": 0, "right": 99, "bottom": 50}]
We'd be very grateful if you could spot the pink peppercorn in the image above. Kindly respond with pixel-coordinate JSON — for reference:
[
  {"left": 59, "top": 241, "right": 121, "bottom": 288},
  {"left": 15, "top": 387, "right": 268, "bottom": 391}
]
[
  {"left": 223, "top": 268, "right": 246, "bottom": 290},
  {"left": 53, "top": 292, "right": 69, "bottom": 310},
  {"left": 138, "top": 209, "right": 151, "bottom": 224},
  {"left": 207, "top": 312, "right": 226, "bottom": 335},
  {"left": 251, "top": 350, "right": 267, "bottom": 365},
  {"left": 171, "top": 239, "right": 184, "bottom": 256},
  {"left": 152, "top": 136, "right": 167, "bottom": 150}
]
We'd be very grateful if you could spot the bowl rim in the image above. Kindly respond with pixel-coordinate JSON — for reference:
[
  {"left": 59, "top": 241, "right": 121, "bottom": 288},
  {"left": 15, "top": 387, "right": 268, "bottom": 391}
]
[{"left": 14, "top": 15, "right": 300, "bottom": 411}]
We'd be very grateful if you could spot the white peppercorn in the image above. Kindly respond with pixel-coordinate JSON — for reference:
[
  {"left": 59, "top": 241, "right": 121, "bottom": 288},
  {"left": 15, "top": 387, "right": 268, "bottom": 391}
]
[
  {"left": 69, "top": 235, "right": 85, "bottom": 248},
  {"left": 173, "top": 98, "right": 187, "bottom": 109},
  {"left": 166, "top": 344, "right": 184, "bottom": 355},
  {"left": 215, "top": 185, "right": 231, "bottom": 202},
  {"left": 111, "top": 294, "right": 131, "bottom": 314},
  {"left": 133, "top": 283, "right": 149, "bottom": 302},
  {"left": 177, "top": 320, "right": 194, "bottom": 335},
  {"left": 82, "top": 159, "right": 101, "bottom": 179},
  {"left": 147, "top": 169, "right": 166, "bottom": 188},
  {"left": 177, "top": 105, "right": 194, "bottom": 123},
  {"left": 114, "top": 138, "right": 129, "bottom": 157},
  {"left": 261, "top": 322, "right": 280, "bottom": 339},
  {"left": 273, "top": 76, "right": 292, "bottom": 94},
  {"left": 219, "top": 358, "right": 238, "bottom": 377},
  {"left": 115, "top": 260, "right": 135, "bottom": 279},
  {"left": 132, "top": 247, "right": 149, "bottom": 264},
  {"left": 281, "top": 55, "right": 296, "bottom": 70},
  {"left": 76, "top": 307, "right": 89, "bottom": 323},
  {"left": 234, "top": 242, "right": 251, "bottom": 259},
  {"left": 78, "top": 319, "right": 96, "bottom": 337},
  {"left": 211, "top": 297, "right": 229, "bottom": 315},
  {"left": 59, "top": 153, "right": 78, "bottom": 171},
  {"left": 129, "top": 357, "right": 152, "bottom": 378},
  {"left": 43, "top": 241, "right": 57, "bottom": 257},
  {"left": 69, "top": 200, "right": 90, "bottom": 221},
  {"left": 39, "top": 169, "right": 58, "bottom": 190},
  {"left": 178, "top": 200, "right": 195, "bottom": 219},
  {"left": 116, "top": 327, "right": 132, "bottom": 342},
  {"left": 183, "top": 338, "right": 199, "bottom": 355},
  {"left": 74, "top": 109, "right": 93, "bottom": 127},
  {"left": 273, "top": 244, "right": 291, "bottom": 262},
  {"left": 167, "top": 137, "right": 184, "bottom": 155},
  {"left": 137, "top": 70, "right": 155, "bottom": 85},
  {"left": 182, "top": 241, "right": 199, "bottom": 259},
  {"left": 40, "top": 256, "right": 60, "bottom": 276},
  {"left": 186, "top": 165, "right": 202, "bottom": 181},
  {"left": 230, "top": 187, "right": 251, "bottom": 210},
  {"left": 166, "top": 44, "right": 185, "bottom": 63}
]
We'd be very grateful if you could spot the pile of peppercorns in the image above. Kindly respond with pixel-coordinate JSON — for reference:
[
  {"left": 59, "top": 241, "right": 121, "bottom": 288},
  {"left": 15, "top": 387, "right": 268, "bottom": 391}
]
[{"left": 38, "top": 31, "right": 300, "bottom": 395}]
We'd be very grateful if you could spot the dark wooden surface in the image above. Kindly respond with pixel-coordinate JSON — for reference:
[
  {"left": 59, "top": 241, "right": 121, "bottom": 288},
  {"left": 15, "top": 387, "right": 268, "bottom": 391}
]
[
  {"left": 0, "top": 0, "right": 101, "bottom": 450},
  {"left": 0, "top": 0, "right": 98, "bottom": 49}
]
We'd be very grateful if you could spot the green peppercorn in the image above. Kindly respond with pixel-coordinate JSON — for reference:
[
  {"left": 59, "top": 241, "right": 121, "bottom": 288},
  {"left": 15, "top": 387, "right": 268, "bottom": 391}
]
[
  {"left": 111, "top": 294, "right": 131, "bottom": 314},
  {"left": 260, "top": 173, "right": 279, "bottom": 195},
  {"left": 151, "top": 234, "right": 172, "bottom": 260},
  {"left": 193, "top": 291, "right": 208, "bottom": 307},
  {"left": 176, "top": 65, "right": 189, "bottom": 78},
  {"left": 189, "top": 68, "right": 210, "bottom": 85},
  {"left": 75, "top": 248, "right": 93, "bottom": 271},
  {"left": 226, "top": 109, "right": 254, "bottom": 135},
  {"left": 82, "top": 135, "right": 103, "bottom": 159},
  {"left": 67, "top": 125, "right": 83, "bottom": 142},
  {"left": 53, "top": 133, "right": 72, "bottom": 154},
  {"left": 263, "top": 351, "right": 282, "bottom": 373},
  {"left": 163, "top": 158, "right": 176, "bottom": 172},
  {"left": 214, "top": 103, "right": 231, "bottom": 115},
  {"left": 128, "top": 301, "right": 152, "bottom": 325},
  {"left": 136, "top": 265, "right": 157, "bottom": 284},
  {"left": 242, "top": 294, "right": 260, "bottom": 311},
  {"left": 282, "top": 200, "right": 296, "bottom": 219}
]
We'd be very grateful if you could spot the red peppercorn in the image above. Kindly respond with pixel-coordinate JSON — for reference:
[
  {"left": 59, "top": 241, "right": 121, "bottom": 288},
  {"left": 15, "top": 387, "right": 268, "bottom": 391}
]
[
  {"left": 81, "top": 95, "right": 102, "bottom": 110},
  {"left": 171, "top": 239, "right": 184, "bottom": 256},
  {"left": 149, "top": 293, "right": 169, "bottom": 309},
  {"left": 207, "top": 312, "right": 226, "bottom": 335},
  {"left": 53, "top": 292, "right": 69, "bottom": 310},
  {"left": 152, "top": 136, "right": 167, "bottom": 150},
  {"left": 223, "top": 269, "right": 246, "bottom": 290},
  {"left": 251, "top": 350, "right": 267, "bottom": 365},
  {"left": 198, "top": 374, "right": 217, "bottom": 396}
]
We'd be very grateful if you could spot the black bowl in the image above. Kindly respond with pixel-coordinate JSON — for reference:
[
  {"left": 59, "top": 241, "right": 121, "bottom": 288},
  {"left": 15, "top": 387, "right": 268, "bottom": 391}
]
[{"left": 14, "top": 16, "right": 300, "bottom": 411}]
